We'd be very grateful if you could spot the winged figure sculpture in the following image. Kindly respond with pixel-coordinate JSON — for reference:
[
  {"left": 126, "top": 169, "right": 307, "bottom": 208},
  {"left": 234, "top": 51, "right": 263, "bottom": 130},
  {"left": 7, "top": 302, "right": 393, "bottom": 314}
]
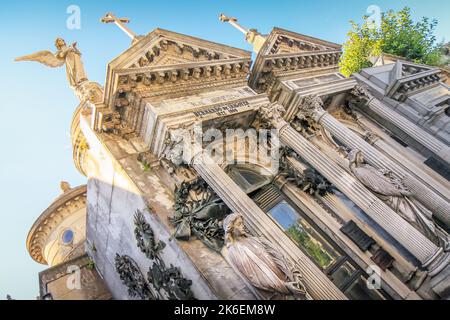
[{"left": 15, "top": 38, "right": 88, "bottom": 88}]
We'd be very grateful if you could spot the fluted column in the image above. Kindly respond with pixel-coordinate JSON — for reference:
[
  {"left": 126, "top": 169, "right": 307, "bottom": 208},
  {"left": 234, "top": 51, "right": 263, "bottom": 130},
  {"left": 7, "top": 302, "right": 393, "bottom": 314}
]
[
  {"left": 259, "top": 103, "right": 444, "bottom": 270},
  {"left": 295, "top": 92, "right": 450, "bottom": 228},
  {"left": 320, "top": 111, "right": 450, "bottom": 227},
  {"left": 190, "top": 152, "right": 347, "bottom": 300},
  {"left": 362, "top": 97, "right": 450, "bottom": 164}
]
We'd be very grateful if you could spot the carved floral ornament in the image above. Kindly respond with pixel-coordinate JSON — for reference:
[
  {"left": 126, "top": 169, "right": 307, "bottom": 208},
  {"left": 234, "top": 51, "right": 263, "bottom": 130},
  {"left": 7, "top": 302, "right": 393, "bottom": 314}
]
[{"left": 115, "top": 211, "right": 195, "bottom": 300}]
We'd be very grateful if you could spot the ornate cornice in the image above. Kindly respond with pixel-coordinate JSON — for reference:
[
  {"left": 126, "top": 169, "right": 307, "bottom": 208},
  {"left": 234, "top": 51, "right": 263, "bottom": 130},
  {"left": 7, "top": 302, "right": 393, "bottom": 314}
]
[{"left": 26, "top": 185, "right": 87, "bottom": 265}]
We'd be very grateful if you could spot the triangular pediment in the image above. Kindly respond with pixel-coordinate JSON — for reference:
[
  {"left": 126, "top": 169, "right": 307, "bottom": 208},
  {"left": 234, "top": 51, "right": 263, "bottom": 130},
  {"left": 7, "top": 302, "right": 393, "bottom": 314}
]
[
  {"left": 386, "top": 60, "right": 441, "bottom": 101},
  {"left": 389, "top": 60, "right": 435, "bottom": 83},
  {"left": 262, "top": 28, "right": 341, "bottom": 56},
  {"left": 103, "top": 28, "right": 252, "bottom": 106},
  {"left": 249, "top": 28, "right": 342, "bottom": 92},
  {"left": 108, "top": 28, "right": 250, "bottom": 70}
]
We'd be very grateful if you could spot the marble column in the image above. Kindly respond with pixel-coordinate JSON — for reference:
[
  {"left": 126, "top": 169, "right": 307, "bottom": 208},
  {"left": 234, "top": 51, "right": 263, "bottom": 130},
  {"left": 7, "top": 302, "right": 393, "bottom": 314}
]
[
  {"left": 296, "top": 93, "right": 450, "bottom": 228},
  {"left": 259, "top": 103, "right": 447, "bottom": 272},
  {"left": 360, "top": 95, "right": 450, "bottom": 165},
  {"left": 188, "top": 151, "right": 347, "bottom": 300}
]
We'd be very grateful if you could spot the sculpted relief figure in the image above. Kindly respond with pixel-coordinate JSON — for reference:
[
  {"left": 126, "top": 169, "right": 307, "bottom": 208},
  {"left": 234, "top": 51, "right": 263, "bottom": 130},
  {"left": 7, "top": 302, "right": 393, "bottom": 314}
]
[
  {"left": 15, "top": 38, "right": 88, "bottom": 88},
  {"left": 348, "top": 150, "right": 450, "bottom": 250},
  {"left": 223, "top": 213, "right": 312, "bottom": 300}
]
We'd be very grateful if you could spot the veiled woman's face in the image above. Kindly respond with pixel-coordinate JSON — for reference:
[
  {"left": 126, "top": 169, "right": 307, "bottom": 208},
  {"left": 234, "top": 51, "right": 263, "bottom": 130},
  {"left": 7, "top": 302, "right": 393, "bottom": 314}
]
[
  {"left": 356, "top": 152, "right": 364, "bottom": 164},
  {"left": 232, "top": 217, "right": 246, "bottom": 237}
]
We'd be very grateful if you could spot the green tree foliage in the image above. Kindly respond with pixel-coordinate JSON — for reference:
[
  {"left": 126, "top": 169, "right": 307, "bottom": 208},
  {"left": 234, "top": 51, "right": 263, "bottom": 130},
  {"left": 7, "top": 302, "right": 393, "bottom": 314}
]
[
  {"left": 286, "top": 225, "right": 333, "bottom": 269},
  {"left": 339, "top": 7, "right": 444, "bottom": 77}
]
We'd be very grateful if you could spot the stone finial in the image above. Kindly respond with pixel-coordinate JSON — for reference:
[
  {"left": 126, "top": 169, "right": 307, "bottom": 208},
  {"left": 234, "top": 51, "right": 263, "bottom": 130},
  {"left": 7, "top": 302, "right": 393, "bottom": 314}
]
[{"left": 60, "top": 181, "right": 71, "bottom": 193}]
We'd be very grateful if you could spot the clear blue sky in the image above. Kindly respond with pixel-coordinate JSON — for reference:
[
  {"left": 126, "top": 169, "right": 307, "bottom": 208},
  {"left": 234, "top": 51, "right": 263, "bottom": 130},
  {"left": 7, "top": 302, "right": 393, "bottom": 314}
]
[{"left": 0, "top": 0, "right": 448, "bottom": 300}]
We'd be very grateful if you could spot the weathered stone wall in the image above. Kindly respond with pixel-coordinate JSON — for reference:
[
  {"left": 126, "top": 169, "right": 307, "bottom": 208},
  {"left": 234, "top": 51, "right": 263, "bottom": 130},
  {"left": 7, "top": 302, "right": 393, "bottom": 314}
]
[
  {"left": 80, "top": 117, "right": 255, "bottom": 300},
  {"left": 39, "top": 254, "right": 111, "bottom": 300}
]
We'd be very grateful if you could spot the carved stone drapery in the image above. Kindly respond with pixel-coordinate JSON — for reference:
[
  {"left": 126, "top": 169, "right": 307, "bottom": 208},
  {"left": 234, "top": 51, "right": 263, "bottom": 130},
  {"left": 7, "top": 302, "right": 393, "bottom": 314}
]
[
  {"left": 190, "top": 151, "right": 347, "bottom": 300},
  {"left": 348, "top": 150, "right": 450, "bottom": 250},
  {"left": 223, "top": 213, "right": 312, "bottom": 300},
  {"left": 259, "top": 103, "right": 446, "bottom": 271}
]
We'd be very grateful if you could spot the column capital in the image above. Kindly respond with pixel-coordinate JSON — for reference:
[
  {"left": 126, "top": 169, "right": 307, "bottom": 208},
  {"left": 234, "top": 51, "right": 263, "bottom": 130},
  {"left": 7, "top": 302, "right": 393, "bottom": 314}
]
[
  {"left": 162, "top": 126, "right": 203, "bottom": 166},
  {"left": 258, "top": 103, "right": 289, "bottom": 131},
  {"left": 351, "top": 84, "right": 373, "bottom": 103},
  {"left": 297, "top": 95, "right": 326, "bottom": 122}
]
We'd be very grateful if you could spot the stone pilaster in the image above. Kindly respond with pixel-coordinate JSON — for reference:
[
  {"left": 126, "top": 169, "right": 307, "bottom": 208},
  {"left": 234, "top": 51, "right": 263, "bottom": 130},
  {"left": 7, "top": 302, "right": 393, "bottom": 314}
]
[{"left": 189, "top": 151, "right": 347, "bottom": 300}]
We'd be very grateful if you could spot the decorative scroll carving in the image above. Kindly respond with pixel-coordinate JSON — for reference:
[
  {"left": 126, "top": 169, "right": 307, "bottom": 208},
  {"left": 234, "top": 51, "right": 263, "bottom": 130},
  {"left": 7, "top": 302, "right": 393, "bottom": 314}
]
[
  {"left": 280, "top": 147, "right": 334, "bottom": 196},
  {"left": 223, "top": 213, "right": 311, "bottom": 300},
  {"left": 115, "top": 254, "right": 153, "bottom": 300},
  {"left": 348, "top": 150, "right": 450, "bottom": 250},
  {"left": 170, "top": 179, "right": 230, "bottom": 251},
  {"left": 162, "top": 128, "right": 190, "bottom": 166}
]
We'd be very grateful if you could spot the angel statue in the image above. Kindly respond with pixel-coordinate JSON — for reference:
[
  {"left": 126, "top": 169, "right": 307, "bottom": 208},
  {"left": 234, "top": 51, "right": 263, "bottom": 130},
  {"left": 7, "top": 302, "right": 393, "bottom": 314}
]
[
  {"left": 223, "top": 213, "right": 312, "bottom": 300},
  {"left": 348, "top": 149, "right": 450, "bottom": 250},
  {"left": 15, "top": 38, "right": 88, "bottom": 88}
]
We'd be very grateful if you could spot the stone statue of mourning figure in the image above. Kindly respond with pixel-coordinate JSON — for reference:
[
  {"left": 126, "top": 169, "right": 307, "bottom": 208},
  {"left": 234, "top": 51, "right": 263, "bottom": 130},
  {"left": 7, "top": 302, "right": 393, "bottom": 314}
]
[
  {"left": 223, "top": 213, "right": 312, "bottom": 300},
  {"left": 348, "top": 150, "right": 450, "bottom": 251}
]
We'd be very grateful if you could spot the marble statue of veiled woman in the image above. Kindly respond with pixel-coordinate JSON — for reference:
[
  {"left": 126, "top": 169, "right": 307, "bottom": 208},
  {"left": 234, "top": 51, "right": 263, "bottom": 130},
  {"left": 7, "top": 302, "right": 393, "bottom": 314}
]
[
  {"left": 15, "top": 38, "right": 88, "bottom": 88},
  {"left": 223, "top": 213, "right": 311, "bottom": 300},
  {"left": 348, "top": 149, "right": 449, "bottom": 250}
]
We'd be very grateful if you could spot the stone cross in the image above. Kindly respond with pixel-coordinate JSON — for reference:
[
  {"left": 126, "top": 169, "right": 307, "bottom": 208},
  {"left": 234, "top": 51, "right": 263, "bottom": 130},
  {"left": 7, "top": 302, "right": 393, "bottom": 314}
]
[
  {"left": 219, "top": 13, "right": 249, "bottom": 35},
  {"left": 101, "top": 12, "right": 137, "bottom": 41}
]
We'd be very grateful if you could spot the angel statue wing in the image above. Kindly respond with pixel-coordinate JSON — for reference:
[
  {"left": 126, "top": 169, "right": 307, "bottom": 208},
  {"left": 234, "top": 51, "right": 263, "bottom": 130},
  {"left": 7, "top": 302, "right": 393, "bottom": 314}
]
[{"left": 15, "top": 50, "right": 64, "bottom": 68}]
